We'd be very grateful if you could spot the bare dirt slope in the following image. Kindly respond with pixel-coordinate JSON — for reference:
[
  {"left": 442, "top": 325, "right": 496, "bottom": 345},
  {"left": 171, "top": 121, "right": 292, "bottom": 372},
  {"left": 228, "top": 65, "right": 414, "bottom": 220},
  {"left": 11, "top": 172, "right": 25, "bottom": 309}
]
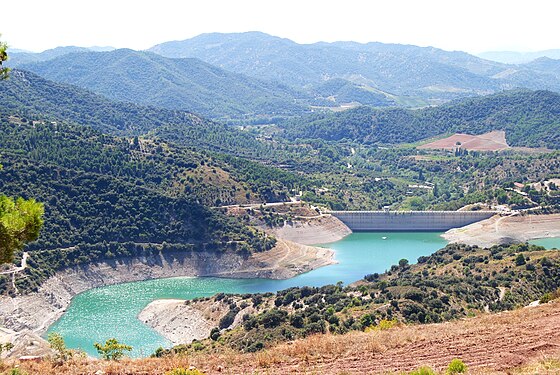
[
  {"left": 197, "top": 300, "right": 560, "bottom": 374},
  {"left": 269, "top": 215, "right": 352, "bottom": 245},
  {"left": 418, "top": 130, "right": 509, "bottom": 151},
  {"left": 10, "top": 301, "right": 560, "bottom": 374}
]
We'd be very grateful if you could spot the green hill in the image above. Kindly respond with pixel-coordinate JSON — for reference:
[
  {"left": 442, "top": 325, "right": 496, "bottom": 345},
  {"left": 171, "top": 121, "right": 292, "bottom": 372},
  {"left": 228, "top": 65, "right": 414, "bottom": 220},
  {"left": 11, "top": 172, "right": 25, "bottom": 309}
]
[
  {"left": 20, "top": 49, "right": 306, "bottom": 120},
  {"left": 280, "top": 90, "right": 560, "bottom": 149},
  {"left": 0, "top": 69, "right": 278, "bottom": 155}
]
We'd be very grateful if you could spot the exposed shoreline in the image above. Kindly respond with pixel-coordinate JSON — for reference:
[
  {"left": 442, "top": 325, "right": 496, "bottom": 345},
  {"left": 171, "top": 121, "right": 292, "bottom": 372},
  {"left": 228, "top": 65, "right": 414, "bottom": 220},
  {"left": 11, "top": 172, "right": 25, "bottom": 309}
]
[
  {"left": 0, "top": 238, "right": 335, "bottom": 341},
  {"left": 443, "top": 213, "right": 560, "bottom": 248},
  {"left": 264, "top": 214, "right": 352, "bottom": 245}
]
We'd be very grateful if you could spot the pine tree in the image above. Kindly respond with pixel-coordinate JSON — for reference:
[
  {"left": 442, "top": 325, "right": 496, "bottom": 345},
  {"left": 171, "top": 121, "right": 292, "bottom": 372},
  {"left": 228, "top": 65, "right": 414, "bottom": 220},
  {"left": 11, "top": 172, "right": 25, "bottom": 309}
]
[{"left": 0, "top": 34, "right": 9, "bottom": 80}]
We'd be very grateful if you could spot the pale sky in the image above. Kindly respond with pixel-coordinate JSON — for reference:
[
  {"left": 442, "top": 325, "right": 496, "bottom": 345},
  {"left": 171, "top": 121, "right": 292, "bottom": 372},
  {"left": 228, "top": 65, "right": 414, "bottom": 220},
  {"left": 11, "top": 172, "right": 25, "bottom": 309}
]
[{"left": 3, "top": 0, "right": 560, "bottom": 53}]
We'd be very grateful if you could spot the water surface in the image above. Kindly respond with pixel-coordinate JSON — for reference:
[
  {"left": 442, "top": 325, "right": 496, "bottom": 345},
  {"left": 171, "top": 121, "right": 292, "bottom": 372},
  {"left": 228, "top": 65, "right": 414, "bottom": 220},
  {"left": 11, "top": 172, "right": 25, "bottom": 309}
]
[
  {"left": 48, "top": 232, "right": 446, "bottom": 357},
  {"left": 529, "top": 237, "right": 560, "bottom": 249}
]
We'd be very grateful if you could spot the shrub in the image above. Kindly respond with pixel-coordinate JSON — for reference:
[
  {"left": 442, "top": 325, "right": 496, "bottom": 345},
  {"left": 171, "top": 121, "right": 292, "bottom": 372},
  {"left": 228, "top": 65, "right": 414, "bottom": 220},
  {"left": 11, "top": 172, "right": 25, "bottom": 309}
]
[
  {"left": 409, "top": 367, "right": 437, "bottom": 375},
  {"left": 540, "top": 288, "right": 560, "bottom": 303},
  {"left": 246, "top": 341, "right": 264, "bottom": 352},
  {"left": 219, "top": 307, "right": 239, "bottom": 329},
  {"left": 447, "top": 358, "right": 468, "bottom": 374},
  {"left": 191, "top": 341, "right": 205, "bottom": 351},
  {"left": 515, "top": 254, "right": 526, "bottom": 266},
  {"left": 93, "top": 338, "right": 132, "bottom": 360},
  {"left": 48, "top": 332, "right": 73, "bottom": 361},
  {"left": 259, "top": 309, "right": 288, "bottom": 328}
]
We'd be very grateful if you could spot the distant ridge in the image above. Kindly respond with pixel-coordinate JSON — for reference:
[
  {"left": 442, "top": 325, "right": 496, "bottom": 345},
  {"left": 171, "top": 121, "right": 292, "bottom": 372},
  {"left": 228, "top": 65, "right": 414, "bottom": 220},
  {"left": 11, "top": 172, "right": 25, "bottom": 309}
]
[
  {"left": 148, "top": 32, "right": 560, "bottom": 101},
  {"left": 478, "top": 49, "right": 560, "bottom": 64},
  {"left": 19, "top": 48, "right": 306, "bottom": 120},
  {"left": 7, "top": 46, "right": 116, "bottom": 66}
]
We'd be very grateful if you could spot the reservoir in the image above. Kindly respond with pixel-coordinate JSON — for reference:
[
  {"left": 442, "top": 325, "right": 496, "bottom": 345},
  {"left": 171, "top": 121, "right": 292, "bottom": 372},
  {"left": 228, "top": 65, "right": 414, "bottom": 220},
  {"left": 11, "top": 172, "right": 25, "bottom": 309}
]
[
  {"left": 529, "top": 237, "right": 560, "bottom": 249},
  {"left": 47, "top": 232, "right": 447, "bottom": 357}
]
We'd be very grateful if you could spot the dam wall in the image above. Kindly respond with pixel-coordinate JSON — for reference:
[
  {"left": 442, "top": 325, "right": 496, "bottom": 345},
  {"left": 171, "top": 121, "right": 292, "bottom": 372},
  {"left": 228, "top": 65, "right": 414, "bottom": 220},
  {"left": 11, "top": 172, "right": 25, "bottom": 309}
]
[{"left": 327, "top": 211, "right": 496, "bottom": 231}]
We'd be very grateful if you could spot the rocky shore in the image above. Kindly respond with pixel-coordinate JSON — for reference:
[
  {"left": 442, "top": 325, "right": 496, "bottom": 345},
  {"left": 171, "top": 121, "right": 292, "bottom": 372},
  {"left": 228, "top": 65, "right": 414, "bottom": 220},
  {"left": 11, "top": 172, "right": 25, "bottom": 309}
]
[
  {"left": 0, "top": 238, "right": 334, "bottom": 341},
  {"left": 443, "top": 213, "right": 560, "bottom": 248},
  {"left": 266, "top": 214, "right": 352, "bottom": 245}
]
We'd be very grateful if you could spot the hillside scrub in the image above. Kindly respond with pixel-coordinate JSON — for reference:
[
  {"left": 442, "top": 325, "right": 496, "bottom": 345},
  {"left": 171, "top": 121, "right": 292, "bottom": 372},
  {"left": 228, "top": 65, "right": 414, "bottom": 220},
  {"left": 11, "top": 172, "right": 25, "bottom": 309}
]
[{"left": 160, "top": 242, "right": 560, "bottom": 355}]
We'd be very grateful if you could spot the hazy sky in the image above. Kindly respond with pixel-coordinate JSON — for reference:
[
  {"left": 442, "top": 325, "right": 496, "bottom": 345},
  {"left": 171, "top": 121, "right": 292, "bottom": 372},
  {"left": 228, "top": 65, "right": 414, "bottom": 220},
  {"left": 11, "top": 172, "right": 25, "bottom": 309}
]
[{"left": 3, "top": 0, "right": 559, "bottom": 53}]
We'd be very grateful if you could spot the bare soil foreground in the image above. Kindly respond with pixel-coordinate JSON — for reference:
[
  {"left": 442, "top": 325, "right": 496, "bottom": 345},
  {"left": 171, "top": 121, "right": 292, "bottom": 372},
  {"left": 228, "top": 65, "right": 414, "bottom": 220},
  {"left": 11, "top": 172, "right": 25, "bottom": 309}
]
[
  {"left": 444, "top": 213, "right": 560, "bottom": 248},
  {"left": 418, "top": 130, "right": 509, "bottom": 151},
  {"left": 7, "top": 301, "right": 560, "bottom": 374}
]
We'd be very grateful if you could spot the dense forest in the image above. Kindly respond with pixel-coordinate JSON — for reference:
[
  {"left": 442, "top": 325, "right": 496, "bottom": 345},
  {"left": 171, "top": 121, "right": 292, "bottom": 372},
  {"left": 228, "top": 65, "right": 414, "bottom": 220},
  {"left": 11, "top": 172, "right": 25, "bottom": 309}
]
[
  {"left": 281, "top": 90, "right": 560, "bottom": 149},
  {"left": 19, "top": 49, "right": 306, "bottom": 121}
]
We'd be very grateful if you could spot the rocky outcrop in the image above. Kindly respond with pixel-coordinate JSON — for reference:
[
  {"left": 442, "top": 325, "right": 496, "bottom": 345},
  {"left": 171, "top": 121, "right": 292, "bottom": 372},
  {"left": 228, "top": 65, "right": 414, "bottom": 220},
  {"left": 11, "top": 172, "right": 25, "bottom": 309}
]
[
  {"left": 266, "top": 215, "right": 351, "bottom": 245},
  {"left": 138, "top": 298, "right": 254, "bottom": 345},
  {"left": 443, "top": 213, "right": 560, "bottom": 248}
]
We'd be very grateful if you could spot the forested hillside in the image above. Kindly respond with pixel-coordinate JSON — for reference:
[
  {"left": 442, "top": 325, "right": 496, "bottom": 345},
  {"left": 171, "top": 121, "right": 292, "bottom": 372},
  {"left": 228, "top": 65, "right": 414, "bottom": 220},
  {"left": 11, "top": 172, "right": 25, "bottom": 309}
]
[
  {"left": 19, "top": 49, "right": 305, "bottom": 120},
  {"left": 0, "top": 69, "right": 281, "bottom": 155},
  {"left": 281, "top": 90, "right": 560, "bottom": 149},
  {"left": 0, "top": 118, "right": 282, "bottom": 254}
]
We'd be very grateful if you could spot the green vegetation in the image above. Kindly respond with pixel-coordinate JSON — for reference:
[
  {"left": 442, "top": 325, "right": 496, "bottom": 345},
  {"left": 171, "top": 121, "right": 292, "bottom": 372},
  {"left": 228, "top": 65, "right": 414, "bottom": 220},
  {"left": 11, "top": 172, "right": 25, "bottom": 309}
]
[
  {"left": 447, "top": 359, "right": 468, "bottom": 374},
  {"left": 281, "top": 90, "right": 560, "bottom": 149},
  {"left": 0, "top": 119, "right": 280, "bottom": 294},
  {"left": 0, "top": 34, "right": 8, "bottom": 80},
  {"left": 161, "top": 243, "right": 560, "bottom": 355},
  {"left": 93, "top": 338, "right": 132, "bottom": 361},
  {"left": 0, "top": 342, "right": 14, "bottom": 357},
  {"left": 0, "top": 196, "right": 43, "bottom": 264},
  {"left": 47, "top": 332, "right": 73, "bottom": 362},
  {"left": 408, "top": 367, "right": 437, "bottom": 375},
  {"left": 2, "top": 70, "right": 559, "bottom": 213},
  {"left": 20, "top": 49, "right": 306, "bottom": 121}
]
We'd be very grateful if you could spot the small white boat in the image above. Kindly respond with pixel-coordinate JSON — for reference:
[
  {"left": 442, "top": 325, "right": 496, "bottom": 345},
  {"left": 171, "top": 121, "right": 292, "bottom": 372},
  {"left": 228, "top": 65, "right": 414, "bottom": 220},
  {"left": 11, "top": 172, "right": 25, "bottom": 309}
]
[{"left": 382, "top": 236, "right": 388, "bottom": 240}]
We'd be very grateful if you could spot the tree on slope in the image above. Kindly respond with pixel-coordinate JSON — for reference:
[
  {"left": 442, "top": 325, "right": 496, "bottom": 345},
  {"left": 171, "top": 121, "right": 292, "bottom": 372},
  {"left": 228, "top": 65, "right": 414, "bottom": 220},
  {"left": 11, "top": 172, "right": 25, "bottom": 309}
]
[
  {"left": 0, "top": 34, "right": 44, "bottom": 264},
  {"left": 0, "top": 33, "right": 9, "bottom": 80}
]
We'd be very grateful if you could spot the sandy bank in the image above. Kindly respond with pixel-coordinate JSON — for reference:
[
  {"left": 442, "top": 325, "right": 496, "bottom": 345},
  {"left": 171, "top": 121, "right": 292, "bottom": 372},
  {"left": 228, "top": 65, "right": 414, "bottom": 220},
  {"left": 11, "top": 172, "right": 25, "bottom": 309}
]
[
  {"left": 0, "top": 239, "right": 334, "bottom": 336},
  {"left": 139, "top": 297, "right": 255, "bottom": 345},
  {"left": 443, "top": 213, "right": 560, "bottom": 248},
  {"left": 265, "top": 214, "right": 351, "bottom": 245}
]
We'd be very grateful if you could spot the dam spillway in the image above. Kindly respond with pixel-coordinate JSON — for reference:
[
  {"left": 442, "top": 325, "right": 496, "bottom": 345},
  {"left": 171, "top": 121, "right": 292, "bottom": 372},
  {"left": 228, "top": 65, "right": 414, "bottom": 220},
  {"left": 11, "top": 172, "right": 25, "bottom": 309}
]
[{"left": 327, "top": 210, "right": 496, "bottom": 231}]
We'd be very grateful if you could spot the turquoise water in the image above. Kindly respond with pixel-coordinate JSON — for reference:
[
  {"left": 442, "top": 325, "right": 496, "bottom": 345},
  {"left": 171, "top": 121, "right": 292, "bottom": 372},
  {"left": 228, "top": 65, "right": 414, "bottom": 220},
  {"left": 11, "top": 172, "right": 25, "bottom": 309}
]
[
  {"left": 47, "top": 232, "right": 447, "bottom": 357},
  {"left": 529, "top": 237, "right": 560, "bottom": 249}
]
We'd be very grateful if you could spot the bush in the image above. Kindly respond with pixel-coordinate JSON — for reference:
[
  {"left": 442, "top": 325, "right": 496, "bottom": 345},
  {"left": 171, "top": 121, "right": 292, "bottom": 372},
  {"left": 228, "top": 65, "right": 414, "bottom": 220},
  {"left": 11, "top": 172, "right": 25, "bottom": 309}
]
[
  {"left": 447, "top": 358, "right": 468, "bottom": 374},
  {"left": 93, "top": 338, "right": 132, "bottom": 360},
  {"left": 48, "top": 332, "right": 72, "bottom": 361},
  {"left": 515, "top": 254, "right": 526, "bottom": 266},
  {"left": 409, "top": 367, "right": 436, "bottom": 375},
  {"left": 219, "top": 307, "right": 240, "bottom": 329}
]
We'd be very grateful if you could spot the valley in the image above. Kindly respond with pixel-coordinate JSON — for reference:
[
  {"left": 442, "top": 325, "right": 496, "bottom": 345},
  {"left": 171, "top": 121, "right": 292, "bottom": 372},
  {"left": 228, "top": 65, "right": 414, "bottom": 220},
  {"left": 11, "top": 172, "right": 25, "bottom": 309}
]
[{"left": 1, "top": 25, "right": 560, "bottom": 375}]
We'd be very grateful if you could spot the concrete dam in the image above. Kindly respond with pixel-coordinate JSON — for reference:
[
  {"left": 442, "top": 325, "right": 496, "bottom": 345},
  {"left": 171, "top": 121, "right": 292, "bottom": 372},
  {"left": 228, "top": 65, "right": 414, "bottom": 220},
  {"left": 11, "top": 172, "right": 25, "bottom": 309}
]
[{"left": 327, "top": 210, "right": 496, "bottom": 231}]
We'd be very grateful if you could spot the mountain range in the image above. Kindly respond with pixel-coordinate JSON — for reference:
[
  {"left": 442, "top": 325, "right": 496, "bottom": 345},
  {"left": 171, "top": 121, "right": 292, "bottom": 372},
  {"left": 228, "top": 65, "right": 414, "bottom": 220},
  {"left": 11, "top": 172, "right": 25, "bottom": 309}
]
[
  {"left": 7, "top": 32, "right": 560, "bottom": 122},
  {"left": 17, "top": 49, "right": 305, "bottom": 120},
  {"left": 149, "top": 32, "right": 560, "bottom": 100},
  {"left": 478, "top": 49, "right": 560, "bottom": 64}
]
